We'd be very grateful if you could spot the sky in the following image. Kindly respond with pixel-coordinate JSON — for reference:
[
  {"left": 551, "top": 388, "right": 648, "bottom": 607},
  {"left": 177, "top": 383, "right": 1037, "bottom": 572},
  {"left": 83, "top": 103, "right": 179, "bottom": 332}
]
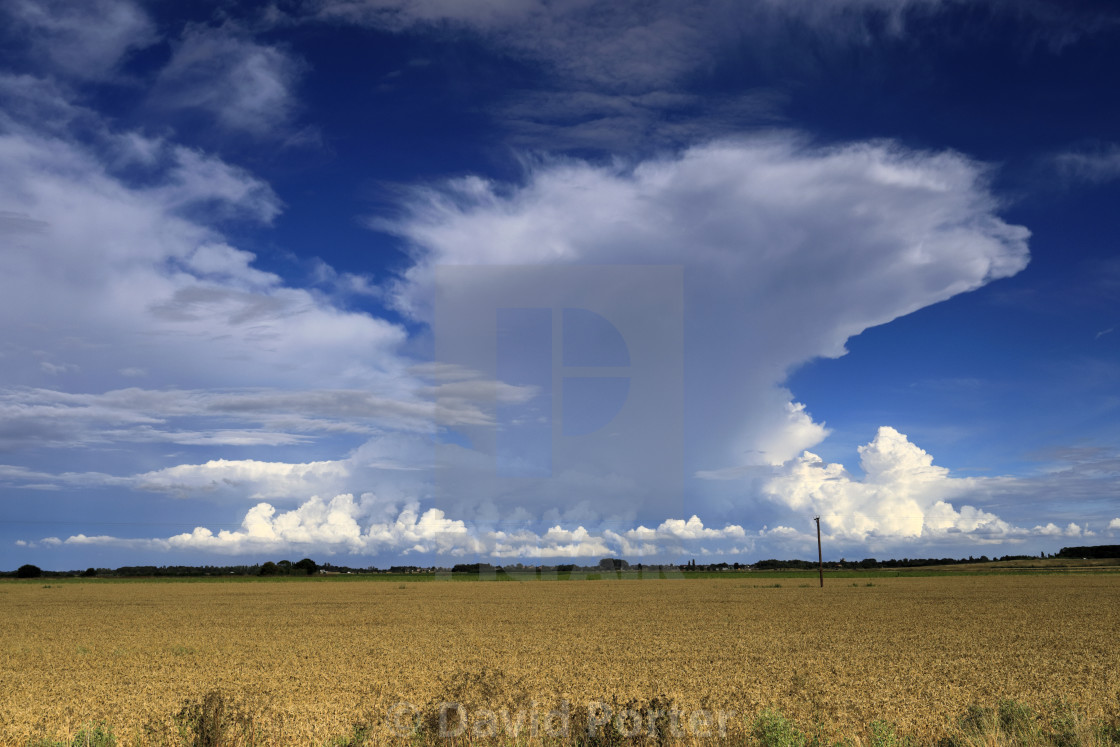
[{"left": 1, "top": 0, "right": 1119, "bottom": 570}]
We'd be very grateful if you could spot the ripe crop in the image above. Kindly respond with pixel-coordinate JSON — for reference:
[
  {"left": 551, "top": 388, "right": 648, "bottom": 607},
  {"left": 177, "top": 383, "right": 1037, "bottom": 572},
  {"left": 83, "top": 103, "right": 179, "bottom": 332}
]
[{"left": 1, "top": 574, "right": 1117, "bottom": 744}]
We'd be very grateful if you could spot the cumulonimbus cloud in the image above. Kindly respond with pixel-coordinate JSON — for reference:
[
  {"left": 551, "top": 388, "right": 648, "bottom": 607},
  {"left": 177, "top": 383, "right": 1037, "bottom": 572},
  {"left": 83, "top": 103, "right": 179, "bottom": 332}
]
[{"left": 374, "top": 134, "right": 1029, "bottom": 525}]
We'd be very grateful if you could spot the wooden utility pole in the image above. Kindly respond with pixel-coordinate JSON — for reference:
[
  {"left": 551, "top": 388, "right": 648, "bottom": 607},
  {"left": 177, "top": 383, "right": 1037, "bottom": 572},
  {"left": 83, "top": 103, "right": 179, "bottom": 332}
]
[{"left": 815, "top": 516, "right": 823, "bottom": 588}]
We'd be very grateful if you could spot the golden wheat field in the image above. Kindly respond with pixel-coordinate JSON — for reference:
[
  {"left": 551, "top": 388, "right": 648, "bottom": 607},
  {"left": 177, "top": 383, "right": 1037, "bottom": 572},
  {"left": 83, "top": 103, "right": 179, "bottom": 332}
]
[{"left": 1, "top": 574, "right": 1118, "bottom": 745}]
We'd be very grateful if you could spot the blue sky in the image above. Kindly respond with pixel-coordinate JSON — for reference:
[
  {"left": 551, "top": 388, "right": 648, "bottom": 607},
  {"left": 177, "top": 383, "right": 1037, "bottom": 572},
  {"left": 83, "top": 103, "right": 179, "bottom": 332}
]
[{"left": 1, "top": 0, "right": 1118, "bottom": 569}]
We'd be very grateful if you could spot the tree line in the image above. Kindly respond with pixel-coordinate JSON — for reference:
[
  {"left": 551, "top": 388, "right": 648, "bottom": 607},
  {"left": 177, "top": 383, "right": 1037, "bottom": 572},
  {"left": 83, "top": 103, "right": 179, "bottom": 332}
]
[{"left": 5, "top": 545, "right": 1118, "bottom": 578}]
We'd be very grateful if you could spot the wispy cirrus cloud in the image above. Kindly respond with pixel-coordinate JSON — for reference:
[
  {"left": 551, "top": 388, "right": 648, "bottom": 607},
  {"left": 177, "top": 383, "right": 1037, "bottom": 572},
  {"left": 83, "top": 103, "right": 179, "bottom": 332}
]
[
  {"left": 305, "top": 0, "right": 1119, "bottom": 151},
  {"left": 309, "top": 0, "right": 1013, "bottom": 89},
  {"left": 0, "top": 375, "right": 536, "bottom": 451},
  {"left": 0, "top": 0, "right": 156, "bottom": 81},
  {"left": 1049, "top": 143, "right": 1120, "bottom": 185},
  {"left": 152, "top": 23, "right": 311, "bottom": 141}
]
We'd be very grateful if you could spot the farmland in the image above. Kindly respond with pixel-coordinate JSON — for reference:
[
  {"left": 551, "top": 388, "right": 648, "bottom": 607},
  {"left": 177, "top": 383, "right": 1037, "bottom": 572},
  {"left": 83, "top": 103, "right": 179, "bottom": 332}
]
[{"left": 1, "top": 574, "right": 1118, "bottom": 745}]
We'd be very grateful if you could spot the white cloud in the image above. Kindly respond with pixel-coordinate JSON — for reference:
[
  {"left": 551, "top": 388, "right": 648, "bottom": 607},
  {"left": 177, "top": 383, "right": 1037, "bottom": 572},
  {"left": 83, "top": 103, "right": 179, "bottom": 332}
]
[
  {"left": 0, "top": 464, "right": 129, "bottom": 491},
  {"left": 0, "top": 375, "right": 537, "bottom": 451},
  {"left": 370, "top": 504, "right": 482, "bottom": 555},
  {"left": 153, "top": 23, "right": 307, "bottom": 138},
  {"left": 1051, "top": 144, "right": 1120, "bottom": 185},
  {"left": 1031, "top": 521, "right": 1090, "bottom": 538},
  {"left": 0, "top": 428, "right": 433, "bottom": 506},
  {"left": 625, "top": 516, "right": 746, "bottom": 542},
  {"left": 607, "top": 516, "right": 747, "bottom": 557},
  {"left": 133, "top": 459, "right": 350, "bottom": 500},
  {"left": 315, "top": 0, "right": 543, "bottom": 32},
  {"left": 761, "top": 426, "right": 1116, "bottom": 549},
  {"left": 40, "top": 361, "right": 79, "bottom": 376},
  {"left": 308, "top": 0, "right": 989, "bottom": 92},
  {"left": 765, "top": 426, "right": 1020, "bottom": 542},
  {"left": 34, "top": 495, "right": 764, "bottom": 558},
  {"left": 0, "top": 94, "right": 407, "bottom": 396},
  {"left": 308, "top": 0, "right": 1109, "bottom": 143},
  {"left": 24, "top": 465, "right": 1111, "bottom": 557},
  {"left": 1110, "top": 518, "right": 1120, "bottom": 530},
  {"left": 156, "top": 150, "right": 283, "bottom": 224},
  {"left": 2, "top": 0, "right": 157, "bottom": 80},
  {"left": 297, "top": 0, "right": 1116, "bottom": 157},
  {"left": 495, "top": 88, "right": 784, "bottom": 153}
]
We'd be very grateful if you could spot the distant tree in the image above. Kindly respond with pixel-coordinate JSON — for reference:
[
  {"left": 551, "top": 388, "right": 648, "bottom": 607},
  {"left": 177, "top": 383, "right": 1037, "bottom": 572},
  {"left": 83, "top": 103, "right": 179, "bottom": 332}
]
[
  {"left": 451, "top": 563, "right": 495, "bottom": 574},
  {"left": 16, "top": 564, "right": 41, "bottom": 578},
  {"left": 1056, "top": 545, "right": 1120, "bottom": 560},
  {"left": 294, "top": 558, "right": 318, "bottom": 575},
  {"left": 259, "top": 561, "right": 279, "bottom": 576},
  {"left": 277, "top": 560, "right": 293, "bottom": 575},
  {"left": 82, "top": 567, "right": 97, "bottom": 577}
]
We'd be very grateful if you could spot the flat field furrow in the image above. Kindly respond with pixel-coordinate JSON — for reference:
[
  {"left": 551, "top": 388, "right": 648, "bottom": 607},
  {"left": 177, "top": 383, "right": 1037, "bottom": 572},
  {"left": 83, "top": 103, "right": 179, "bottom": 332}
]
[{"left": 0, "top": 575, "right": 1117, "bottom": 744}]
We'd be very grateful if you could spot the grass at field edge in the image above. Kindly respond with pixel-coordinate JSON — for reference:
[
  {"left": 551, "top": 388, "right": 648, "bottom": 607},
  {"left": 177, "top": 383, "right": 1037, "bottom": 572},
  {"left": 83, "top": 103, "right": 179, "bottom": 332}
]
[{"left": 26, "top": 695, "right": 1120, "bottom": 747}]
